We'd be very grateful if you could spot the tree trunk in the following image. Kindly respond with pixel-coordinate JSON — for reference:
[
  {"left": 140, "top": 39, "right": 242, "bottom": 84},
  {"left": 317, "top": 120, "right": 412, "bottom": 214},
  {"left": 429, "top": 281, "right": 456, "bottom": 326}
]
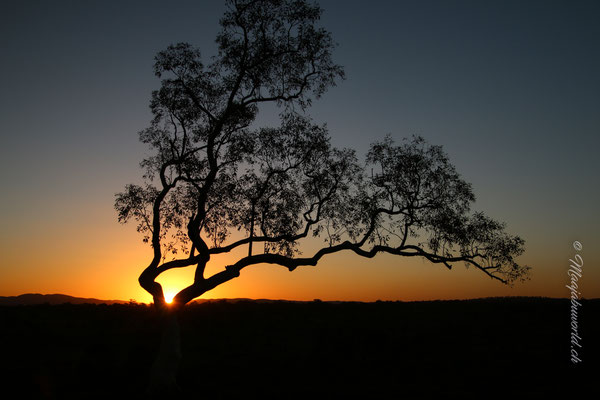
[{"left": 147, "top": 308, "right": 182, "bottom": 396}]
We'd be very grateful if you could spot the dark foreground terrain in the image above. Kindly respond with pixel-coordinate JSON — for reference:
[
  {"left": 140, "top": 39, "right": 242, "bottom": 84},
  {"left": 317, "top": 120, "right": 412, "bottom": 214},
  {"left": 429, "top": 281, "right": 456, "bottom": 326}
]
[{"left": 0, "top": 297, "right": 597, "bottom": 398}]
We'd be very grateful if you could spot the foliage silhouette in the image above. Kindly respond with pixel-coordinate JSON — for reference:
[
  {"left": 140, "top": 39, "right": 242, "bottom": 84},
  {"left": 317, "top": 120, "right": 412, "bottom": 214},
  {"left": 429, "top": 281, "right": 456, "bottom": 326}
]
[
  {"left": 115, "top": 0, "right": 529, "bottom": 392},
  {"left": 116, "top": 0, "right": 528, "bottom": 309}
]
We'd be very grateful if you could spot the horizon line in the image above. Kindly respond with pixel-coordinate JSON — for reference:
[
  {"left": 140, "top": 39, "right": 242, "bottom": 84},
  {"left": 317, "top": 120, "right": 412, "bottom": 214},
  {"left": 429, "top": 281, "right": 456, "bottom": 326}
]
[{"left": 1, "top": 292, "right": 593, "bottom": 305}]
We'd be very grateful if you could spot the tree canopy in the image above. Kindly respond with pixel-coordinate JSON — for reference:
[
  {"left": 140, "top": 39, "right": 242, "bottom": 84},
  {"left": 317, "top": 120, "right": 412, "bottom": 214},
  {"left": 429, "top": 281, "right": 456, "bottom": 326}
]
[{"left": 116, "top": 0, "right": 529, "bottom": 308}]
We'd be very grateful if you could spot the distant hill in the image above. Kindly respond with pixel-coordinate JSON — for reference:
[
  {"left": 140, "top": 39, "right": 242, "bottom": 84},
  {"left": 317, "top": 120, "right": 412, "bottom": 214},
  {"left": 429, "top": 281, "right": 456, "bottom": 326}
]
[
  {"left": 0, "top": 293, "right": 129, "bottom": 306},
  {"left": 0, "top": 294, "right": 302, "bottom": 306},
  {"left": 0, "top": 294, "right": 587, "bottom": 306},
  {"left": 0, "top": 294, "right": 314, "bottom": 307}
]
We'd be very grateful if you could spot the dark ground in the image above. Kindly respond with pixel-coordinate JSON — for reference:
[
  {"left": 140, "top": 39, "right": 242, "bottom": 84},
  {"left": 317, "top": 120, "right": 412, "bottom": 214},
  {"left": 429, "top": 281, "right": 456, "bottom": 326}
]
[{"left": 0, "top": 297, "right": 597, "bottom": 398}]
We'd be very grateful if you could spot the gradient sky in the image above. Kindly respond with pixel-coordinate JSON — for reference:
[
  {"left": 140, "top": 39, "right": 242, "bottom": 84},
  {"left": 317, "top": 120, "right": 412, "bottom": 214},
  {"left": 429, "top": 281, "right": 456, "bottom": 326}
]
[{"left": 1, "top": 0, "right": 598, "bottom": 302}]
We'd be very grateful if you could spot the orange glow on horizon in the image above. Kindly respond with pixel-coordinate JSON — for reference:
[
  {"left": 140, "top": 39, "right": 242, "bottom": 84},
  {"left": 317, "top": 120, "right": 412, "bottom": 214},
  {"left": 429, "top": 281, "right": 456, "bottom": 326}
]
[{"left": 1, "top": 213, "right": 598, "bottom": 302}]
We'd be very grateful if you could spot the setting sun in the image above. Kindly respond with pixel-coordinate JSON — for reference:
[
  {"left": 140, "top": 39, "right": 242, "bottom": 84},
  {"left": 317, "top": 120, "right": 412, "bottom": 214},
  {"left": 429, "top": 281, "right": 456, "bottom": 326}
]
[{"left": 164, "top": 291, "right": 176, "bottom": 304}]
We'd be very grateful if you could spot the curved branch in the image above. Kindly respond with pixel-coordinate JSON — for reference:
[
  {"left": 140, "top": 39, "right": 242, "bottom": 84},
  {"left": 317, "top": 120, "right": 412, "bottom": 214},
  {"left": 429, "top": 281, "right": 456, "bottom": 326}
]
[{"left": 218, "top": 240, "right": 508, "bottom": 285}]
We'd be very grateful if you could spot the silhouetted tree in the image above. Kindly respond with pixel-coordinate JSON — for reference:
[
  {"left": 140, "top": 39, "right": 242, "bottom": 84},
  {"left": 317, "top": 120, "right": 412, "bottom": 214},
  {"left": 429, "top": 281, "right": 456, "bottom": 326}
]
[{"left": 115, "top": 0, "right": 529, "bottom": 392}]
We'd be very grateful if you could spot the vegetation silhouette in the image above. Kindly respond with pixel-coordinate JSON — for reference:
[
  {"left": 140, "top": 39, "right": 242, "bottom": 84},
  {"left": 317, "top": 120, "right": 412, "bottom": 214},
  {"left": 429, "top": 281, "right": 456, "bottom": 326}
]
[
  {"left": 115, "top": 0, "right": 529, "bottom": 393},
  {"left": 0, "top": 298, "right": 597, "bottom": 398}
]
